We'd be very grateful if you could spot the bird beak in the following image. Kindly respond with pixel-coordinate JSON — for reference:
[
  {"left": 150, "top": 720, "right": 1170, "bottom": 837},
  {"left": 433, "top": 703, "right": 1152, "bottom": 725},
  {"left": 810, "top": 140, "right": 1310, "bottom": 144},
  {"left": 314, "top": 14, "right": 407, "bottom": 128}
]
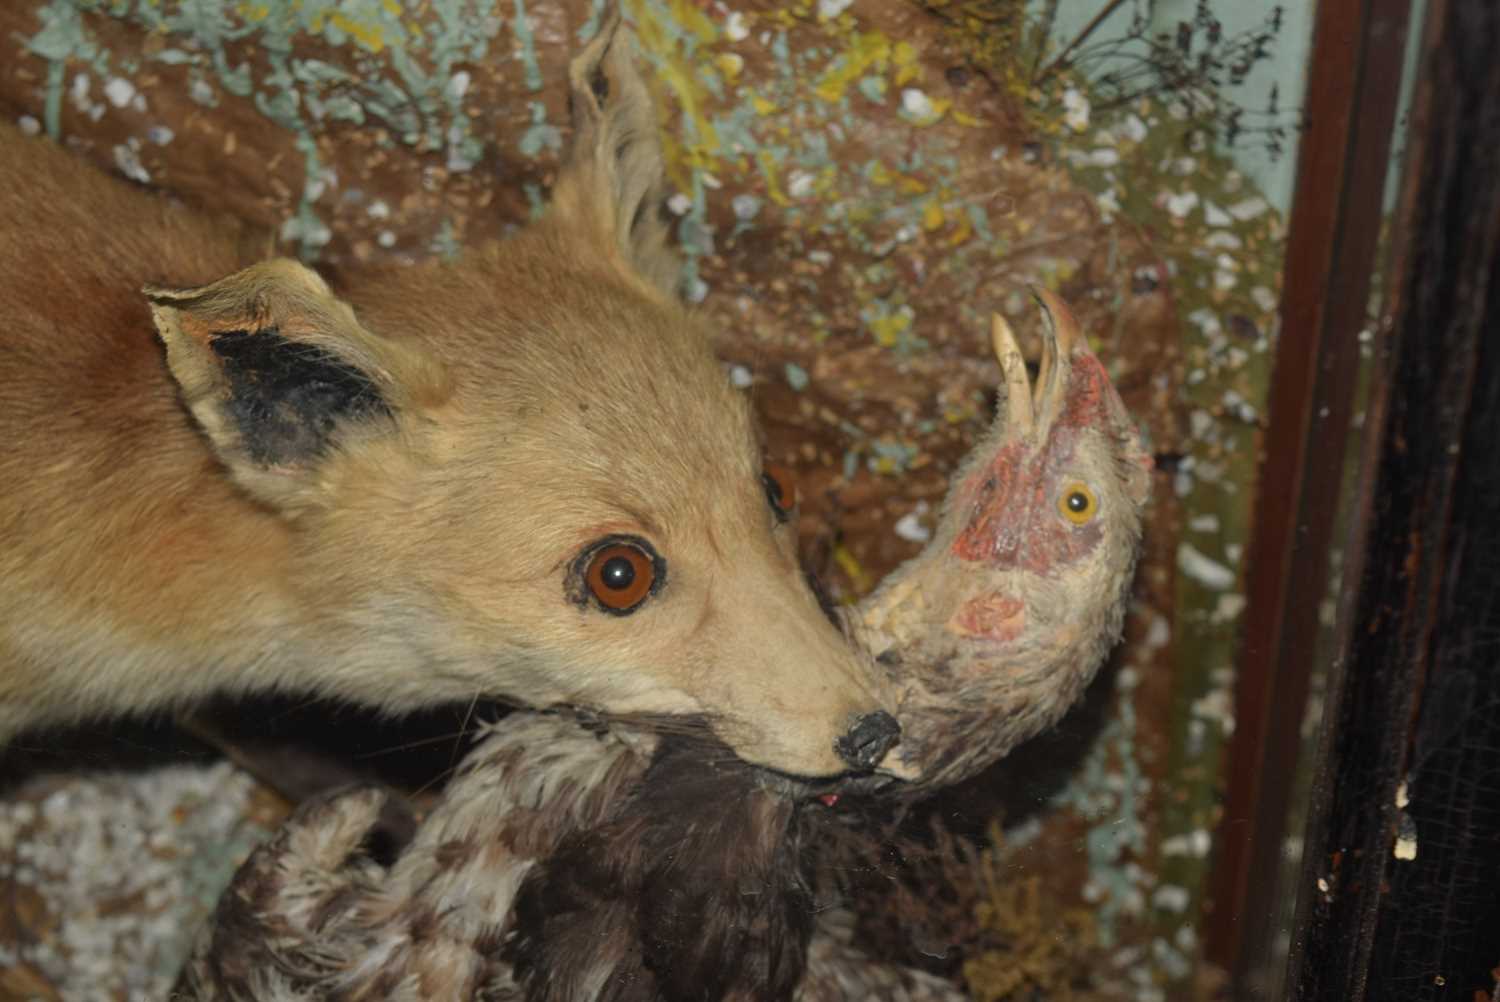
[
  {"left": 989, "top": 288, "right": 1086, "bottom": 441},
  {"left": 1030, "top": 286, "right": 1084, "bottom": 427},
  {"left": 990, "top": 312, "right": 1035, "bottom": 437}
]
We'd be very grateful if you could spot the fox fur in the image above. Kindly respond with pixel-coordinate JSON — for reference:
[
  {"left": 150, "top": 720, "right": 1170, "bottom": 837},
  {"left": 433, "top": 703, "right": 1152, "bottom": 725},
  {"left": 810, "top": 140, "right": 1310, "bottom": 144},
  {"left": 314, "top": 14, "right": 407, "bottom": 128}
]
[{"left": 0, "top": 13, "right": 902, "bottom": 778}]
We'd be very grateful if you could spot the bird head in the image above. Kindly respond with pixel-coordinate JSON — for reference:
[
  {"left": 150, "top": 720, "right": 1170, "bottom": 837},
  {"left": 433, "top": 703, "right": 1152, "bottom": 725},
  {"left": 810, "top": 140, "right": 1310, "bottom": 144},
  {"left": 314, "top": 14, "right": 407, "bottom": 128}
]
[{"left": 856, "top": 290, "right": 1152, "bottom": 789}]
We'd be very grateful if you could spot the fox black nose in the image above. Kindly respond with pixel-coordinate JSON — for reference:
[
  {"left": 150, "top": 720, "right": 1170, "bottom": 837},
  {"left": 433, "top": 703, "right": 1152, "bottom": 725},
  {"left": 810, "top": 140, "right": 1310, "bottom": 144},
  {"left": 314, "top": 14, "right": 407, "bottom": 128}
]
[{"left": 834, "top": 711, "right": 902, "bottom": 772}]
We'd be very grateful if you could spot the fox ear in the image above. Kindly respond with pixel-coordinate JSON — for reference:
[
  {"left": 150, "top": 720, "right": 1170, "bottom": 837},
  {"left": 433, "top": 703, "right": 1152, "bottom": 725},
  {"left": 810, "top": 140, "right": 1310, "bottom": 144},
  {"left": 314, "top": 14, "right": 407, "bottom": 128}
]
[
  {"left": 550, "top": 6, "right": 680, "bottom": 296},
  {"left": 147, "top": 259, "right": 444, "bottom": 511}
]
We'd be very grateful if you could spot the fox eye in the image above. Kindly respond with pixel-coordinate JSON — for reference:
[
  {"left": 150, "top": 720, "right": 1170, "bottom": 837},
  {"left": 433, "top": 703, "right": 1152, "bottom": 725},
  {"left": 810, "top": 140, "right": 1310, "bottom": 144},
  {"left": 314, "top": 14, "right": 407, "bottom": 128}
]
[
  {"left": 1058, "top": 482, "right": 1098, "bottom": 525},
  {"left": 579, "top": 537, "right": 661, "bottom": 614},
  {"left": 762, "top": 464, "right": 799, "bottom": 522}
]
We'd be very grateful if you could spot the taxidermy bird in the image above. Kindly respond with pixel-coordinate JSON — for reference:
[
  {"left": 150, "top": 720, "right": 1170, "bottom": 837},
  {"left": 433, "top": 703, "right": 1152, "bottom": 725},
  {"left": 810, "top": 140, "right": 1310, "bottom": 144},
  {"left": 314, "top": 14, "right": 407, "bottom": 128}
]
[{"left": 176, "top": 289, "right": 1152, "bottom": 1002}]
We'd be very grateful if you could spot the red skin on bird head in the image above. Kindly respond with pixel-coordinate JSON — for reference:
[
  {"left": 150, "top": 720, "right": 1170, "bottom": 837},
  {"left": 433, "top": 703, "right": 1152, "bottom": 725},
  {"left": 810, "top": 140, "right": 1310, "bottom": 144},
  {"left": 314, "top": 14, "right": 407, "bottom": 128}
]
[
  {"left": 951, "top": 354, "right": 1114, "bottom": 572},
  {"left": 946, "top": 355, "right": 1119, "bottom": 644}
]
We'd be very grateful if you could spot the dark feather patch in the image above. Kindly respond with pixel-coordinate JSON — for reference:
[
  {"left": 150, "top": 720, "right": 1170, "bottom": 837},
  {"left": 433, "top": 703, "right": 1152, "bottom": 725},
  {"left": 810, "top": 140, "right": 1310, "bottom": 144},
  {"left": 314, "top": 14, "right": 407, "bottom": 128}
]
[
  {"left": 210, "top": 327, "right": 388, "bottom": 466},
  {"left": 509, "top": 737, "right": 815, "bottom": 1002}
]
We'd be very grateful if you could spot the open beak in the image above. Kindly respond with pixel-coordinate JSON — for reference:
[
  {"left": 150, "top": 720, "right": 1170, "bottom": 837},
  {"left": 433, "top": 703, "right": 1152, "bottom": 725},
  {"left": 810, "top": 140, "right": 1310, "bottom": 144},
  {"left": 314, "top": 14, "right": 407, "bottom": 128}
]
[{"left": 990, "top": 286, "right": 1086, "bottom": 441}]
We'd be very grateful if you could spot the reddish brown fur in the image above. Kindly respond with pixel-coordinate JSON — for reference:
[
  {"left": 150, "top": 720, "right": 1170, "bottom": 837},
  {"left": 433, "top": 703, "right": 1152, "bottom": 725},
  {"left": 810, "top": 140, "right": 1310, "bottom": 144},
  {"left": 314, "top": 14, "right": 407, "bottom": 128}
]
[
  {"left": 0, "top": 15, "right": 904, "bottom": 779},
  {"left": 0, "top": 127, "right": 287, "bottom": 726}
]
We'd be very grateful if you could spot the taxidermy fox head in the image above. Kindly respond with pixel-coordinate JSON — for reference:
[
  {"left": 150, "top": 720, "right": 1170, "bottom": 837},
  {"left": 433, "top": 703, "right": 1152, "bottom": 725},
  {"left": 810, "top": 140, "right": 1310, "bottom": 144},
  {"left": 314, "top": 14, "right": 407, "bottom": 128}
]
[{"left": 142, "top": 12, "right": 903, "bottom": 779}]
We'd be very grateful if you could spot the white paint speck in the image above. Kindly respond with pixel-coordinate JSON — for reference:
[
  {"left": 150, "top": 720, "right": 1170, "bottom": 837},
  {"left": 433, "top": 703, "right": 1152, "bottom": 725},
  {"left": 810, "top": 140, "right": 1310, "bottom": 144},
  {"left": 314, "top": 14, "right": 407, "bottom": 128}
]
[
  {"left": 1393, "top": 813, "right": 1418, "bottom": 860},
  {"left": 448, "top": 70, "right": 471, "bottom": 100},
  {"left": 1163, "top": 189, "right": 1199, "bottom": 218},
  {"left": 112, "top": 143, "right": 150, "bottom": 184},
  {"left": 1228, "top": 197, "right": 1269, "bottom": 221},
  {"left": 894, "top": 502, "right": 932, "bottom": 543},
  {"left": 1204, "top": 201, "right": 1231, "bottom": 227},
  {"left": 1097, "top": 188, "right": 1120, "bottom": 219},
  {"left": 1120, "top": 114, "right": 1148, "bottom": 142},
  {"left": 1061, "top": 87, "right": 1090, "bottom": 131},
  {"left": 1144, "top": 614, "right": 1171, "bottom": 651},
  {"left": 731, "top": 194, "right": 762, "bottom": 220},
  {"left": 1161, "top": 828, "right": 1212, "bottom": 858},
  {"left": 725, "top": 11, "right": 749, "bottom": 41},
  {"left": 727, "top": 364, "right": 753, "bottom": 389},
  {"left": 1178, "top": 543, "right": 1236, "bottom": 590},
  {"left": 1214, "top": 593, "right": 1247, "bottom": 621},
  {"left": 1191, "top": 687, "right": 1235, "bottom": 735},
  {"left": 17, "top": 114, "right": 40, "bottom": 136},
  {"left": 366, "top": 200, "right": 391, "bottom": 220},
  {"left": 377, "top": 229, "right": 397, "bottom": 248},
  {"left": 146, "top": 125, "right": 174, "bottom": 146},
  {"left": 786, "top": 169, "right": 816, "bottom": 199},
  {"left": 1152, "top": 885, "right": 1191, "bottom": 913},
  {"left": 70, "top": 73, "right": 90, "bottom": 112},
  {"left": 666, "top": 192, "right": 693, "bottom": 216},
  {"left": 1186, "top": 307, "right": 1222, "bottom": 337},
  {"left": 901, "top": 88, "right": 934, "bottom": 119},
  {"left": 104, "top": 77, "right": 136, "bottom": 108},
  {"left": 817, "top": 0, "right": 854, "bottom": 18}
]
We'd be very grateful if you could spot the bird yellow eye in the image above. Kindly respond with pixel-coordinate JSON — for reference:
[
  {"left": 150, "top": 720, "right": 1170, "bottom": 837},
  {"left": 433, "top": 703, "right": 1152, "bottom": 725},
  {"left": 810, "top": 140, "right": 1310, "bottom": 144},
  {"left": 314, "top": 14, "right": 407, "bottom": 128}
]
[{"left": 1058, "top": 483, "right": 1098, "bottom": 524}]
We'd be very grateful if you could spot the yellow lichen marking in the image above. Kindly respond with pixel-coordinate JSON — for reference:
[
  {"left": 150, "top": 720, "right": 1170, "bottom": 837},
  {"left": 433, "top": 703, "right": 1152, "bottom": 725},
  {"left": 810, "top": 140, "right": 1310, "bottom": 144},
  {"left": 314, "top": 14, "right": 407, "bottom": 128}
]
[
  {"left": 236, "top": 2, "right": 270, "bottom": 22},
  {"left": 922, "top": 199, "right": 945, "bottom": 232},
  {"left": 892, "top": 40, "right": 920, "bottom": 85},
  {"left": 832, "top": 544, "right": 872, "bottom": 594},
  {"left": 814, "top": 31, "right": 892, "bottom": 104},
  {"left": 947, "top": 209, "right": 973, "bottom": 246},
  {"left": 757, "top": 151, "right": 790, "bottom": 207},
  {"left": 869, "top": 308, "right": 912, "bottom": 348},
  {"left": 670, "top": 0, "right": 718, "bottom": 42},
  {"left": 329, "top": 13, "right": 386, "bottom": 53},
  {"left": 715, "top": 52, "right": 744, "bottom": 81},
  {"left": 630, "top": 0, "right": 722, "bottom": 191}
]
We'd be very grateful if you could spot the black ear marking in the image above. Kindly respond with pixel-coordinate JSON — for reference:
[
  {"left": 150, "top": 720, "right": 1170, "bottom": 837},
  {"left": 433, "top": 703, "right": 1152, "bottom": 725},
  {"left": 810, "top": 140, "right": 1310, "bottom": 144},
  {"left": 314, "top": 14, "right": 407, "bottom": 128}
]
[
  {"left": 210, "top": 327, "right": 390, "bottom": 466},
  {"left": 590, "top": 63, "right": 610, "bottom": 103}
]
